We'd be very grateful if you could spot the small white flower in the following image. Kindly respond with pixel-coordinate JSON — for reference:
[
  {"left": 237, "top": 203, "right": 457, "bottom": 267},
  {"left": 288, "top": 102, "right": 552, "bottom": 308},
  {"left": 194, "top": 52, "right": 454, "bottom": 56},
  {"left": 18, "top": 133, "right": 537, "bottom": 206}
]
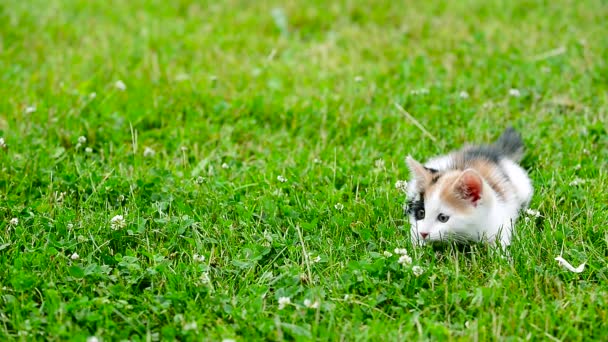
[
  {"left": 410, "top": 88, "right": 429, "bottom": 95},
  {"left": 115, "top": 80, "right": 127, "bottom": 91},
  {"left": 374, "top": 159, "right": 385, "bottom": 169},
  {"left": 222, "top": 339, "right": 236, "bottom": 342},
  {"left": 398, "top": 254, "right": 413, "bottom": 265},
  {"left": 78, "top": 136, "right": 87, "bottom": 144},
  {"left": 86, "top": 337, "right": 100, "bottom": 342},
  {"left": 459, "top": 91, "right": 470, "bottom": 99},
  {"left": 110, "top": 215, "right": 126, "bottom": 230},
  {"left": 9, "top": 218, "right": 18, "bottom": 226},
  {"left": 174, "top": 73, "right": 190, "bottom": 81},
  {"left": 334, "top": 203, "right": 344, "bottom": 211},
  {"left": 195, "top": 176, "right": 205, "bottom": 184},
  {"left": 200, "top": 272, "right": 211, "bottom": 284},
  {"left": 311, "top": 255, "right": 321, "bottom": 263},
  {"left": 303, "top": 299, "right": 320, "bottom": 309},
  {"left": 525, "top": 209, "right": 541, "bottom": 217},
  {"left": 277, "top": 175, "right": 287, "bottom": 183},
  {"left": 278, "top": 296, "right": 291, "bottom": 310},
  {"left": 343, "top": 294, "right": 350, "bottom": 301},
  {"left": 67, "top": 223, "right": 74, "bottom": 229},
  {"left": 70, "top": 252, "right": 80, "bottom": 260},
  {"left": 354, "top": 76, "right": 363, "bottom": 82},
  {"left": 221, "top": 163, "right": 229, "bottom": 169},
  {"left": 143, "top": 147, "right": 155, "bottom": 158},
  {"left": 508, "top": 88, "right": 521, "bottom": 97},
  {"left": 209, "top": 75, "right": 218, "bottom": 82},
  {"left": 412, "top": 265, "right": 424, "bottom": 277},
  {"left": 313, "top": 158, "right": 322, "bottom": 164},
  {"left": 395, "top": 180, "right": 408, "bottom": 193},
  {"left": 574, "top": 164, "right": 581, "bottom": 170},
  {"left": 24, "top": 106, "right": 36, "bottom": 114},
  {"left": 85, "top": 147, "right": 93, "bottom": 154},
  {"left": 180, "top": 146, "right": 188, "bottom": 152},
  {"left": 569, "top": 178, "right": 586, "bottom": 186},
  {"left": 183, "top": 321, "right": 197, "bottom": 331},
  {"left": 0, "top": 137, "right": 6, "bottom": 148},
  {"left": 383, "top": 251, "right": 393, "bottom": 258},
  {"left": 193, "top": 254, "right": 206, "bottom": 263},
  {"left": 394, "top": 248, "right": 408, "bottom": 255},
  {"left": 89, "top": 92, "right": 97, "bottom": 99}
]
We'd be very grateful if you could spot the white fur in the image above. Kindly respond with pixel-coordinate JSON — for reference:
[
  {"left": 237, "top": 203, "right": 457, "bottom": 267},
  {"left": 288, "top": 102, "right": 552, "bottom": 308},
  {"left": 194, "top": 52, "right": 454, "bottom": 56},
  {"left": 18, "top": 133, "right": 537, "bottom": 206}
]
[{"left": 408, "top": 154, "right": 533, "bottom": 249}]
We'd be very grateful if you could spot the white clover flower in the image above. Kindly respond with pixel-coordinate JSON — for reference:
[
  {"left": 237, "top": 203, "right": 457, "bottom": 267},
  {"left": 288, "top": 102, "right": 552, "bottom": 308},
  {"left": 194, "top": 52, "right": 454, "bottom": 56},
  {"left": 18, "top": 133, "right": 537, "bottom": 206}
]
[
  {"left": 86, "top": 337, "right": 100, "bottom": 342},
  {"left": 78, "top": 136, "right": 87, "bottom": 144},
  {"left": 0, "top": 137, "right": 6, "bottom": 148},
  {"left": 174, "top": 73, "right": 190, "bottom": 81},
  {"left": 143, "top": 147, "right": 155, "bottom": 158},
  {"left": 508, "top": 88, "right": 521, "bottom": 97},
  {"left": 525, "top": 209, "right": 541, "bottom": 217},
  {"left": 180, "top": 146, "right": 188, "bottom": 152},
  {"left": 410, "top": 88, "right": 429, "bottom": 95},
  {"left": 277, "top": 175, "right": 287, "bottom": 183},
  {"left": 313, "top": 158, "right": 322, "bottom": 164},
  {"left": 311, "top": 255, "right": 321, "bottom": 263},
  {"left": 221, "top": 163, "right": 229, "bottom": 169},
  {"left": 278, "top": 296, "right": 291, "bottom": 310},
  {"left": 222, "top": 339, "right": 236, "bottom": 342},
  {"left": 85, "top": 147, "right": 93, "bottom": 154},
  {"left": 70, "top": 252, "right": 80, "bottom": 260},
  {"left": 193, "top": 254, "right": 206, "bottom": 263},
  {"left": 303, "top": 299, "right": 320, "bottom": 309},
  {"left": 115, "top": 80, "right": 127, "bottom": 91},
  {"left": 89, "top": 92, "right": 97, "bottom": 99},
  {"left": 9, "top": 218, "right": 18, "bottom": 226},
  {"left": 195, "top": 176, "right": 205, "bottom": 184},
  {"left": 24, "top": 106, "right": 36, "bottom": 114},
  {"left": 334, "top": 203, "right": 344, "bottom": 211},
  {"left": 383, "top": 251, "right": 393, "bottom": 258},
  {"left": 459, "top": 91, "right": 470, "bottom": 99},
  {"left": 374, "top": 159, "right": 385, "bottom": 169},
  {"left": 67, "top": 223, "right": 74, "bottom": 229},
  {"left": 398, "top": 254, "right": 412, "bottom": 265},
  {"left": 354, "top": 76, "right": 363, "bottom": 82},
  {"left": 412, "top": 265, "right": 424, "bottom": 277},
  {"left": 395, "top": 180, "right": 408, "bottom": 193},
  {"left": 110, "top": 215, "right": 126, "bottom": 230},
  {"left": 569, "top": 178, "right": 586, "bottom": 186},
  {"left": 200, "top": 272, "right": 211, "bottom": 284},
  {"left": 183, "top": 322, "right": 198, "bottom": 331},
  {"left": 394, "top": 248, "right": 408, "bottom": 255},
  {"left": 343, "top": 294, "right": 350, "bottom": 301}
]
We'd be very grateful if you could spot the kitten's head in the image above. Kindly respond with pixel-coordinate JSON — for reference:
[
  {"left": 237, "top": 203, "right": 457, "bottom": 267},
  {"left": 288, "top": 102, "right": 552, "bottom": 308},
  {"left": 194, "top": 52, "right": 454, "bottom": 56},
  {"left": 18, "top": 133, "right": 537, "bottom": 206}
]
[{"left": 405, "top": 156, "right": 493, "bottom": 244}]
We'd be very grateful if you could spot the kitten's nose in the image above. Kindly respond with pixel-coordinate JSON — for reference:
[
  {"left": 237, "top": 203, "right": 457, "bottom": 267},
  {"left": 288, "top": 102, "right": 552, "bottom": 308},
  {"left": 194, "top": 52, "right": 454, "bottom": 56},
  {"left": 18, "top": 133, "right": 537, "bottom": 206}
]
[{"left": 420, "top": 232, "right": 429, "bottom": 239}]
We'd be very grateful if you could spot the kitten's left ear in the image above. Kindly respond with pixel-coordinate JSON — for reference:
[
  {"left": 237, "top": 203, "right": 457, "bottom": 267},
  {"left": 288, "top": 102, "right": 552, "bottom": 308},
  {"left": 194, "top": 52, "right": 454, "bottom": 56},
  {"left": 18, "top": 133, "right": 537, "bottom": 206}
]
[
  {"left": 406, "top": 156, "right": 432, "bottom": 187},
  {"left": 454, "top": 169, "right": 484, "bottom": 206}
]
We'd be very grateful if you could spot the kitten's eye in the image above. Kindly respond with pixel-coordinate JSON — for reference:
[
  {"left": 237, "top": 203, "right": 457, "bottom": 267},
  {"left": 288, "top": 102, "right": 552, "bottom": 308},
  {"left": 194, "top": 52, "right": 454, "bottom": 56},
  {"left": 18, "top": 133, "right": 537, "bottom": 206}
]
[
  {"left": 415, "top": 209, "right": 425, "bottom": 220},
  {"left": 437, "top": 213, "right": 450, "bottom": 223}
]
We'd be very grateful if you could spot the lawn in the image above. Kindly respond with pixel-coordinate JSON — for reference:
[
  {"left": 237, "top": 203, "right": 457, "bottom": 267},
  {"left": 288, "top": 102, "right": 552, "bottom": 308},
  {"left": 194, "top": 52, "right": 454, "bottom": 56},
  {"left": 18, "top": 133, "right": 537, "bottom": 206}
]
[{"left": 1, "top": 0, "right": 607, "bottom": 340}]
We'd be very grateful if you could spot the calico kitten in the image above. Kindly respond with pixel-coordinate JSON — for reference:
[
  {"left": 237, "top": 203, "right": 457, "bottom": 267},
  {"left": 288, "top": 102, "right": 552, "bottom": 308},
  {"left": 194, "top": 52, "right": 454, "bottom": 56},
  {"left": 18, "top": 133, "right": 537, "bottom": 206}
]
[{"left": 405, "top": 127, "right": 533, "bottom": 249}]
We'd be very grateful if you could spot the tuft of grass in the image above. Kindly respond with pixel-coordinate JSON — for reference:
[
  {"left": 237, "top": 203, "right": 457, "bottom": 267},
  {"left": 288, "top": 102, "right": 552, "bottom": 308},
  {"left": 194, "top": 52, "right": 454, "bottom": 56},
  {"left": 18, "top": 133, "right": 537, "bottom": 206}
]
[{"left": 1, "top": 0, "right": 607, "bottom": 340}]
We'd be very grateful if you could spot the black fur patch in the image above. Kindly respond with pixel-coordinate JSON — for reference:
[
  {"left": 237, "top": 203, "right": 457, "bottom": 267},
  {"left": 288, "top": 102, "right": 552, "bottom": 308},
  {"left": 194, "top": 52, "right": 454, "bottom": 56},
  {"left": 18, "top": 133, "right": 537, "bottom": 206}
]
[{"left": 406, "top": 193, "right": 425, "bottom": 217}]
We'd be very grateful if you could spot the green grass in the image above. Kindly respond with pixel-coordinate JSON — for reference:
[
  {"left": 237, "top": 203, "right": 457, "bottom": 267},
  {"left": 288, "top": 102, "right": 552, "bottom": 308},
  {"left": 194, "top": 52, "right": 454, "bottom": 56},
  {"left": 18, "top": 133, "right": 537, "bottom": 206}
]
[{"left": 1, "top": 0, "right": 608, "bottom": 340}]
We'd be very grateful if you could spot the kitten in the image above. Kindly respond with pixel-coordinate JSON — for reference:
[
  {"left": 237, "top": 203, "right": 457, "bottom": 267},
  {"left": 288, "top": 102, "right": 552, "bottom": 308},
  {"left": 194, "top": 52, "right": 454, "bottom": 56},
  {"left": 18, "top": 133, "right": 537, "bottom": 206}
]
[{"left": 404, "top": 127, "right": 533, "bottom": 249}]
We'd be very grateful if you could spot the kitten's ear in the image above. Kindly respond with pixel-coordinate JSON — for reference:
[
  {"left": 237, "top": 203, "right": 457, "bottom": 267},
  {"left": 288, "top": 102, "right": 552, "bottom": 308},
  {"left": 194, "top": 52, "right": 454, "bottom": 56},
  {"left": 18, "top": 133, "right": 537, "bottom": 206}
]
[
  {"left": 406, "top": 156, "right": 432, "bottom": 186},
  {"left": 454, "top": 169, "right": 483, "bottom": 205}
]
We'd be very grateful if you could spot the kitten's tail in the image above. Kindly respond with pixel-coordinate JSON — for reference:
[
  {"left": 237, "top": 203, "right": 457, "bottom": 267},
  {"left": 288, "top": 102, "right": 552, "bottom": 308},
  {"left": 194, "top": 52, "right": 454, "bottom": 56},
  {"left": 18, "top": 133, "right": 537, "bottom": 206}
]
[{"left": 493, "top": 127, "right": 524, "bottom": 162}]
